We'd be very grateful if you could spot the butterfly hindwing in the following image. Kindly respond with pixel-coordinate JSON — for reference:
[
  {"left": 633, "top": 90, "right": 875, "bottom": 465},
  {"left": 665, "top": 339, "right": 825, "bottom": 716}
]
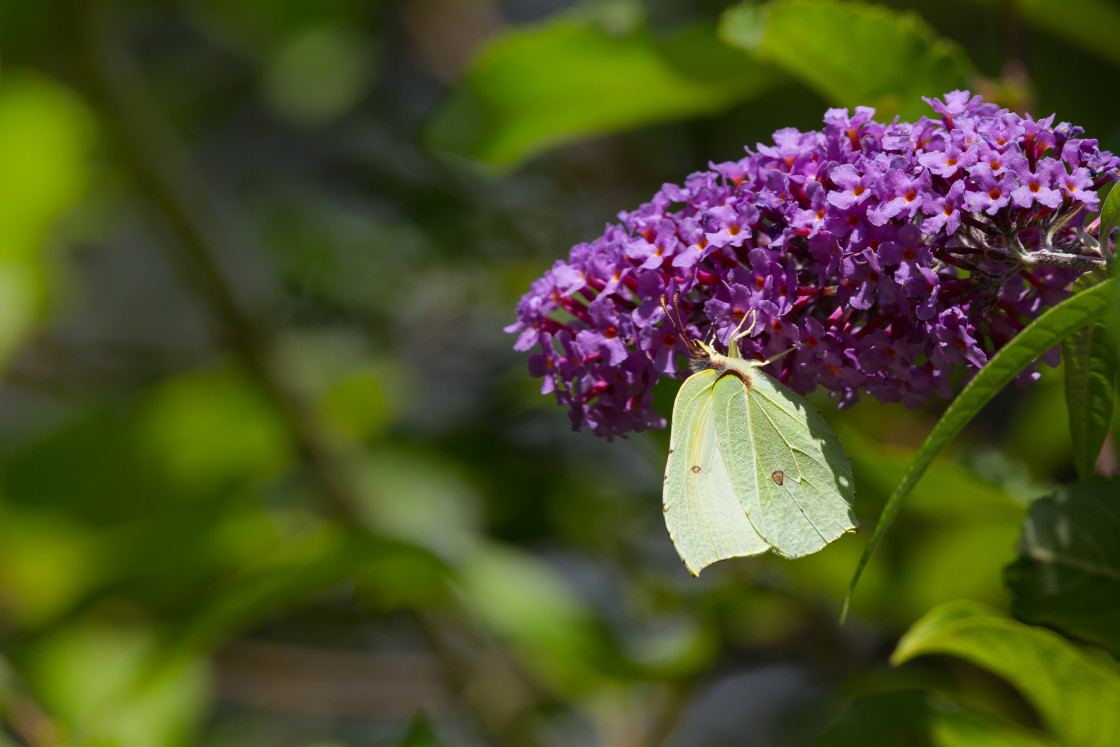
[
  {"left": 712, "top": 366, "right": 857, "bottom": 558},
  {"left": 664, "top": 369, "right": 769, "bottom": 574}
]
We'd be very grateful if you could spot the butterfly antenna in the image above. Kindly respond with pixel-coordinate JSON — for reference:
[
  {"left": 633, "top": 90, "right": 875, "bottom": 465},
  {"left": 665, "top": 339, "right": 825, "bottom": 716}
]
[
  {"left": 659, "top": 294, "right": 678, "bottom": 334},
  {"left": 660, "top": 293, "right": 703, "bottom": 357}
]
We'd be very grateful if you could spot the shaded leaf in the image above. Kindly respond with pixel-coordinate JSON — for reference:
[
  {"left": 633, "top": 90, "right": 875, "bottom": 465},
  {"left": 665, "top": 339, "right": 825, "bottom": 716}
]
[
  {"left": 894, "top": 600, "right": 1120, "bottom": 747},
  {"left": 789, "top": 420, "right": 1025, "bottom": 622},
  {"left": 1111, "top": 190, "right": 1120, "bottom": 358},
  {"left": 0, "top": 367, "right": 302, "bottom": 626},
  {"left": 1097, "top": 182, "right": 1120, "bottom": 386},
  {"left": 1005, "top": 478, "right": 1120, "bottom": 656},
  {"left": 426, "top": 20, "right": 773, "bottom": 167},
  {"left": 1112, "top": 219, "right": 1120, "bottom": 358},
  {"left": 163, "top": 530, "right": 449, "bottom": 657},
  {"left": 817, "top": 690, "right": 1057, "bottom": 747},
  {"left": 960, "top": 0, "right": 1120, "bottom": 71},
  {"left": 1099, "top": 182, "right": 1120, "bottom": 262},
  {"left": 393, "top": 715, "right": 445, "bottom": 747},
  {"left": 1061, "top": 272, "right": 1116, "bottom": 479},
  {"left": 720, "top": 0, "right": 973, "bottom": 120},
  {"left": 262, "top": 25, "right": 373, "bottom": 125},
  {"left": 843, "top": 279, "right": 1116, "bottom": 620}
]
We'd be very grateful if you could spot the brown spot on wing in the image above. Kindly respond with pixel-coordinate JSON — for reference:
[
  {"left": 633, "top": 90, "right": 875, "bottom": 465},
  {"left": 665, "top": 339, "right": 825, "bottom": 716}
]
[
  {"left": 691, "top": 465, "right": 701, "bottom": 474},
  {"left": 771, "top": 470, "right": 785, "bottom": 486}
]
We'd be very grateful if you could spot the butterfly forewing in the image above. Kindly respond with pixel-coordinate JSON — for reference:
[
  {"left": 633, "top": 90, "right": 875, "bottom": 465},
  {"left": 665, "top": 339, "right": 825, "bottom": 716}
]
[
  {"left": 664, "top": 370, "right": 769, "bottom": 574},
  {"left": 712, "top": 366, "right": 857, "bottom": 558}
]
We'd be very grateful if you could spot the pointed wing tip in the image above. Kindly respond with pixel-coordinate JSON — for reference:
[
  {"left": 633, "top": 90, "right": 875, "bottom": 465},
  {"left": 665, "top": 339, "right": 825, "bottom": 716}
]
[
  {"left": 684, "top": 549, "right": 772, "bottom": 576},
  {"left": 770, "top": 525, "right": 860, "bottom": 559},
  {"left": 686, "top": 557, "right": 716, "bottom": 576},
  {"left": 675, "top": 549, "right": 706, "bottom": 577}
]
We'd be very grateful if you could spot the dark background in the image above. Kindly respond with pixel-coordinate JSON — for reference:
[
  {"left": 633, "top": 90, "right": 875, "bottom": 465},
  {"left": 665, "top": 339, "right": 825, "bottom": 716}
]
[{"left": 0, "top": 1, "right": 1116, "bottom": 745}]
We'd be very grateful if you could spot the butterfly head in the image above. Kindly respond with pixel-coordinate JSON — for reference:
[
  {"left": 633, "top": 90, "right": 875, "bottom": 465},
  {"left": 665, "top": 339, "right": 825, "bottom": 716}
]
[
  {"left": 661, "top": 293, "right": 752, "bottom": 371},
  {"left": 661, "top": 293, "right": 707, "bottom": 362}
]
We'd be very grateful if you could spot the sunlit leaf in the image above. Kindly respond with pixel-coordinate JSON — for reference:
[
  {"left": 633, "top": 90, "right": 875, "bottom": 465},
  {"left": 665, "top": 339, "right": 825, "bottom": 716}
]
[
  {"left": 0, "top": 72, "right": 94, "bottom": 365},
  {"left": 720, "top": 0, "right": 974, "bottom": 120},
  {"left": 1061, "top": 272, "right": 1116, "bottom": 479},
  {"left": 894, "top": 600, "right": 1120, "bottom": 747},
  {"left": 844, "top": 279, "right": 1116, "bottom": 620},
  {"left": 0, "top": 507, "right": 104, "bottom": 627},
  {"left": 426, "top": 20, "right": 774, "bottom": 167},
  {"left": 21, "top": 623, "right": 210, "bottom": 747},
  {"left": 356, "top": 448, "right": 481, "bottom": 561},
  {"left": 456, "top": 544, "right": 625, "bottom": 692},
  {"left": 134, "top": 366, "right": 293, "bottom": 493},
  {"left": 1005, "top": 478, "right": 1120, "bottom": 657}
]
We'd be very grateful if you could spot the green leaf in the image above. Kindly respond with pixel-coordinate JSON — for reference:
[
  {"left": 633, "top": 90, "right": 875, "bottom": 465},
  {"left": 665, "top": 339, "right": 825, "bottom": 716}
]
[
  {"left": 817, "top": 691, "right": 1058, "bottom": 747},
  {"left": 843, "top": 279, "right": 1116, "bottom": 620},
  {"left": 425, "top": 20, "right": 773, "bottom": 168},
  {"left": 719, "top": 0, "right": 974, "bottom": 120},
  {"left": 0, "top": 72, "right": 94, "bottom": 366},
  {"left": 162, "top": 530, "right": 448, "bottom": 657},
  {"left": 1062, "top": 273, "right": 1116, "bottom": 479},
  {"left": 456, "top": 544, "right": 625, "bottom": 692},
  {"left": 1115, "top": 276, "right": 1120, "bottom": 370},
  {"left": 22, "top": 623, "right": 211, "bottom": 747},
  {"left": 1099, "top": 181, "right": 1120, "bottom": 262},
  {"left": 1109, "top": 188, "right": 1120, "bottom": 354},
  {"left": 787, "top": 419, "right": 1028, "bottom": 625},
  {"left": 1005, "top": 478, "right": 1120, "bottom": 657},
  {"left": 960, "top": 0, "right": 1120, "bottom": 71},
  {"left": 262, "top": 25, "right": 373, "bottom": 126},
  {"left": 893, "top": 600, "right": 1120, "bottom": 747}
]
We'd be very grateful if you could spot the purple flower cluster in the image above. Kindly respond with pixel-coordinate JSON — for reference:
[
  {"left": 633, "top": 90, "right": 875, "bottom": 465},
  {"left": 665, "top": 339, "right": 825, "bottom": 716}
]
[{"left": 507, "top": 91, "right": 1118, "bottom": 438}]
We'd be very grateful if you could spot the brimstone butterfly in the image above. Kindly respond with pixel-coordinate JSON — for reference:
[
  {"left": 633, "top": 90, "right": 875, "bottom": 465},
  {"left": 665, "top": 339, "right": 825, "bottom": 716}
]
[{"left": 660, "top": 296, "right": 858, "bottom": 574}]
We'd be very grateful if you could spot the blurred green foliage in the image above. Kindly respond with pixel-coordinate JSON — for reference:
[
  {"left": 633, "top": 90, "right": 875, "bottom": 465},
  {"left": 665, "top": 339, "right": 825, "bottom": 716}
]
[
  {"left": 720, "top": 0, "right": 973, "bottom": 120},
  {"left": 0, "top": 0, "right": 1117, "bottom": 746},
  {"left": 426, "top": 19, "right": 773, "bottom": 167},
  {"left": 0, "top": 72, "right": 93, "bottom": 364}
]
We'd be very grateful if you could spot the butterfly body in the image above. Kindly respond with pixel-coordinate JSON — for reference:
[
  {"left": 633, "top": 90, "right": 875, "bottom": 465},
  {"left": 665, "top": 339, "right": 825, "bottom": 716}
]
[{"left": 663, "top": 329, "right": 858, "bottom": 575}]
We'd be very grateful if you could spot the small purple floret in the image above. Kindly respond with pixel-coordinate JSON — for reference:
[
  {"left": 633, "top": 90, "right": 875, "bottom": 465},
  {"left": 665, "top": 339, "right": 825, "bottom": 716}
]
[{"left": 506, "top": 92, "right": 1119, "bottom": 438}]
